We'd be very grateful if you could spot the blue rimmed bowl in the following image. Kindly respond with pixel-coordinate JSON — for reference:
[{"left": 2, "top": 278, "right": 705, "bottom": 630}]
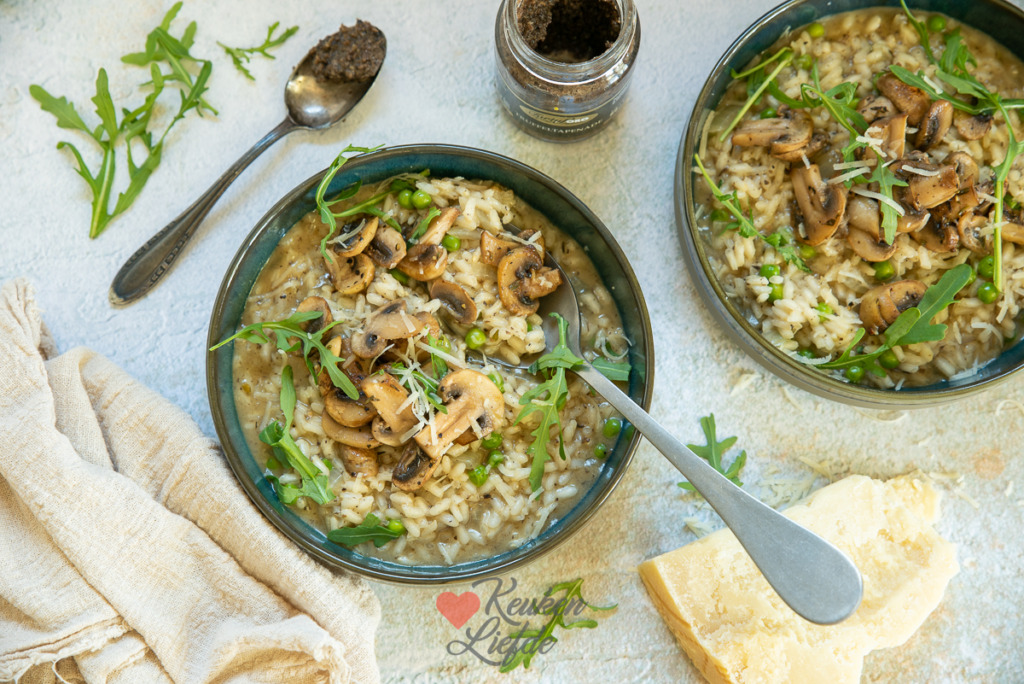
[
  {"left": 207, "top": 144, "right": 653, "bottom": 583},
  {"left": 675, "top": 0, "right": 1024, "bottom": 408}
]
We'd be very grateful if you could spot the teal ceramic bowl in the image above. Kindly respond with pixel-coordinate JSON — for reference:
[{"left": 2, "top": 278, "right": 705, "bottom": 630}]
[
  {"left": 208, "top": 144, "right": 653, "bottom": 583},
  {"left": 676, "top": 0, "right": 1024, "bottom": 408}
]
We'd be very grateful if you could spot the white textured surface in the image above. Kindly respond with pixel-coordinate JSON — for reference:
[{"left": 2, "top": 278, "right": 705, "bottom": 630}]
[{"left": 2, "top": 1, "right": 1023, "bottom": 682}]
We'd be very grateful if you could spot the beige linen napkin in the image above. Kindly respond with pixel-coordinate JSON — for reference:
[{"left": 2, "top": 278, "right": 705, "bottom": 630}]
[{"left": 0, "top": 280, "right": 381, "bottom": 684}]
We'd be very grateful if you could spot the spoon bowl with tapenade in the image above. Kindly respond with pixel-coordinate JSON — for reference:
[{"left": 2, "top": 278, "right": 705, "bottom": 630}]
[{"left": 109, "top": 21, "right": 386, "bottom": 306}]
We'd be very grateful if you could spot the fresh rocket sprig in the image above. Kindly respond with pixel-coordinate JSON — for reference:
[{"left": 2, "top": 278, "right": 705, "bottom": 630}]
[
  {"left": 677, "top": 414, "right": 746, "bottom": 492},
  {"left": 219, "top": 21, "right": 298, "bottom": 81},
  {"left": 327, "top": 513, "right": 406, "bottom": 548}
]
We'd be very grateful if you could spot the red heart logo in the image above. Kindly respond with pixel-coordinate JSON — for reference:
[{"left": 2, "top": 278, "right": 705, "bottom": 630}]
[{"left": 436, "top": 591, "right": 480, "bottom": 628}]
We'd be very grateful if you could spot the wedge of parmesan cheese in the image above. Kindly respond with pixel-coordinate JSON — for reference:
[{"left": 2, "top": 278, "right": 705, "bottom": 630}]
[{"left": 638, "top": 475, "right": 958, "bottom": 684}]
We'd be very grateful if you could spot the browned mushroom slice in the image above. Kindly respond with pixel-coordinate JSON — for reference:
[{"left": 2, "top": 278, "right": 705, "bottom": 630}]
[
  {"left": 877, "top": 73, "right": 931, "bottom": 126},
  {"left": 430, "top": 280, "right": 478, "bottom": 325},
  {"left": 361, "top": 372, "right": 418, "bottom": 440},
  {"left": 392, "top": 442, "right": 441, "bottom": 492},
  {"left": 915, "top": 100, "right": 953, "bottom": 150},
  {"left": 329, "top": 217, "right": 378, "bottom": 258},
  {"left": 859, "top": 280, "right": 928, "bottom": 335},
  {"left": 480, "top": 229, "right": 545, "bottom": 267},
  {"left": 371, "top": 416, "right": 405, "bottom": 447},
  {"left": 325, "top": 252, "right": 375, "bottom": 295},
  {"left": 322, "top": 412, "right": 380, "bottom": 449},
  {"left": 414, "top": 369, "right": 505, "bottom": 461},
  {"left": 365, "top": 225, "right": 407, "bottom": 269},
  {"left": 954, "top": 109, "right": 993, "bottom": 140},
  {"left": 791, "top": 164, "right": 847, "bottom": 245},
  {"left": 944, "top": 152, "right": 978, "bottom": 192},
  {"left": 351, "top": 300, "right": 427, "bottom": 358},
  {"left": 296, "top": 296, "right": 333, "bottom": 336},
  {"left": 396, "top": 207, "right": 460, "bottom": 281},
  {"left": 338, "top": 445, "right": 379, "bottom": 477},
  {"left": 857, "top": 94, "right": 896, "bottom": 124},
  {"left": 958, "top": 213, "right": 991, "bottom": 254},
  {"left": 867, "top": 113, "right": 908, "bottom": 161},
  {"left": 848, "top": 227, "right": 898, "bottom": 262},
  {"left": 912, "top": 216, "right": 959, "bottom": 253},
  {"left": 997, "top": 207, "right": 1024, "bottom": 245},
  {"left": 773, "top": 130, "right": 829, "bottom": 163},
  {"left": 846, "top": 195, "right": 882, "bottom": 240},
  {"left": 496, "top": 246, "right": 563, "bottom": 316},
  {"left": 897, "top": 208, "right": 930, "bottom": 234},
  {"left": 732, "top": 107, "right": 817, "bottom": 161},
  {"left": 905, "top": 164, "right": 959, "bottom": 210}
]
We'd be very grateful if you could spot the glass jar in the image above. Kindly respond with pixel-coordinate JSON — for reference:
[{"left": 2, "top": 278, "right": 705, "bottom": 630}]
[{"left": 494, "top": 0, "right": 641, "bottom": 142}]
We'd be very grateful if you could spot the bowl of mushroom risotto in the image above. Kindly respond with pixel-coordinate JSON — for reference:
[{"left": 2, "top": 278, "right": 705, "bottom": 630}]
[
  {"left": 677, "top": 0, "right": 1024, "bottom": 407},
  {"left": 208, "top": 144, "right": 652, "bottom": 582}
]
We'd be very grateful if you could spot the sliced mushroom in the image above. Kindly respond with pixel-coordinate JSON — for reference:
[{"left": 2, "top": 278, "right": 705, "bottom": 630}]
[
  {"left": 945, "top": 151, "right": 979, "bottom": 191},
  {"left": 954, "top": 109, "right": 993, "bottom": 140},
  {"left": 321, "top": 412, "right": 380, "bottom": 449},
  {"left": 316, "top": 338, "right": 375, "bottom": 427},
  {"left": 957, "top": 212, "right": 991, "bottom": 254},
  {"left": 296, "top": 296, "right": 333, "bottom": 336},
  {"left": 414, "top": 369, "right": 505, "bottom": 461},
  {"left": 329, "top": 217, "right": 378, "bottom": 258},
  {"left": 430, "top": 280, "right": 478, "bottom": 325},
  {"left": 731, "top": 107, "right": 818, "bottom": 161},
  {"left": 372, "top": 416, "right": 404, "bottom": 447},
  {"left": 915, "top": 99, "right": 953, "bottom": 150},
  {"left": 859, "top": 280, "right": 928, "bottom": 335},
  {"left": 912, "top": 216, "right": 959, "bottom": 253},
  {"left": 361, "top": 372, "right": 418, "bottom": 441},
  {"left": 365, "top": 226, "right": 407, "bottom": 269},
  {"left": 325, "top": 252, "right": 375, "bottom": 295},
  {"left": 774, "top": 131, "right": 828, "bottom": 163},
  {"left": 847, "top": 195, "right": 882, "bottom": 239},
  {"left": 791, "top": 164, "right": 847, "bottom": 245},
  {"left": 897, "top": 207, "right": 930, "bottom": 234},
  {"left": 997, "top": 207, "right": 1024, "bottom": 245},
  {"left": 480, "top": 229, "right": 545, "bottom": 267},
  {"left": 338, "top": 445, "right": 379, "bottom": 478},
  {"left": 351, "top": 300, "right": 427, "bottom": 358},
  {"left": 877, "top": 72, "right": 931, "bottom": 126},
  {"left": 496, "top": 246, "right": 563, "bottom": 316},
  {"left": 905, "top": 164, "right": 959, "bottom": 210},
  {"left": 392, "top": 442, "right": 441, "bottom": 492},
  {"left": 867, "top": 113, "right": 908, "bottom": 161},
  {"left": 857, "top": 94, "right": 896, "bottom": 124},
  {"left": 397, "top": 207, "right": 460, "bottom": 281},
  {"left": 848, "top": 227, "right": 899, "bottom": 262}
]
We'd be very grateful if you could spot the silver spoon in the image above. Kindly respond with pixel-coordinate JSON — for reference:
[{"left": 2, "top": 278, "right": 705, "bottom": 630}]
[
  {"left": 109, "top": 42, "right": 385, "bottom": 306},
  {"left": 529, "top": 256, "right": 863, "bottom": 625}
]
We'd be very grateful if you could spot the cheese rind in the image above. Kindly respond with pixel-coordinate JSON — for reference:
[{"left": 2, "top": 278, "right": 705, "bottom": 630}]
[{"left": 638, "top": 475, "right": 958, "bottom": 684}]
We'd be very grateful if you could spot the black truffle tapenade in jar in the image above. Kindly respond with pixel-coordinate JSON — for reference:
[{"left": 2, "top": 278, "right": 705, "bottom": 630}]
[{"left": 494, "top": 0, "right": 640, "bottom": 142}]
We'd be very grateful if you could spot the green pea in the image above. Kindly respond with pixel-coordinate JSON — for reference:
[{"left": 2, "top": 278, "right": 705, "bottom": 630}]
[
  {"left": 488, "top": 372, "right": 506, "bottom": 393},
  {"left": 797, "top": 348, "right": 817, "bottom": 359},
  {"left": 487, "top": 450, "right": 505, "bottom": 467},
  {"left": 759, "top": 263, "right": 781, "bottom": 279},
  {"left": 710, "top": 209, "right": 730, "bottom": 223},
  {"left": 978, "top": 282, "right": 1000, "bottom": 304},
  {"left": 760, "top": 108, "right": 778, "bottom": 119},
  {"left": 798, "top": 244, "right": 817, "bottom": 260},
  {"left": 927, "top": 14, "right": 947, "bottom": 32},
  {"left": 397, "top": 188, "right": 414, "bottom": 210},
  {"left": 265, "top": 456, "right": 281, "bottom": 470},
  {"left": 465, "top": 327, "right": 487, "bottom": 349},
  {"left": 623, "top": 423, "right": 635, "bottom": 441},
  {"left": 768, "top": 282, "right": 785, "bottom": 302},
  {"left": 386, "top": 519, "right": 406, "bottom": 535},
  {"left": 603, "top": 417, "right": 622, "bottom": 438},
  {"left": 878, "top": 349, "right": 900, "bottom": 370},
  {"left": 442, "top": 234, "right": 461, "bottom": 252},
  {"left": 844, "top": 364, "right": 866, "bottom": 383},
  {"left": 873, "top": 260, "right": 895, "bottom": 282},
  {"left": 390, "top": 268, "right": 409, "bottom": 284},
  {"left": 482, "top": 432, "right": 503, "bottom": 450},
  {"left": 411, "top": 189, "right": 433, "bottom": 210},
  {"left": 468, "top": 465, "right": 490, "bottom": 487},
  {"left": 815, "top": 302, "right": 832, "bottom": 321},
  {"left": 594, "top": 443, "right": 608, "bottom": 459},
  {"left": 808, "top": 22, "right": 825, "bottom": 38},
  {"left": 978, "top": 255, "right": 995, "bottom": 280},
  {"left": 795, "top": 53, "right": 814, "bottom": 70},
  {"left": 433, "top": 335, "right": 451, "bottom": 353}
]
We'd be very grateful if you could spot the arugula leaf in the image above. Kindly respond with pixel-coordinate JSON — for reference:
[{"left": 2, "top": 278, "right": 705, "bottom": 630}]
[
  {"left": 314, "top": 145, "right": 389, "bottom": 259},
  {"left": 260, "top": 365, "right": 335, "bottom": 506},
  {"left": 210, "top": 309, "right": 358, "bottom": 400},
  {"left": 720, "top": 47, "right": 794, "bottom": 141},
  {"left": 516, "top": 313, "right": 584, "bottom": 491},
  {"left": 327, "top": 513, "right": 406, "bottom": 548},
  {"left": 678, "top": 414, "right": 746, "bottom": 491},
  {"left": 499, "top": 578, "right": 615, "bottom": 673},
  {"left": 591, "top": 357, "right": 631, "bottom": 383},
  {"left": 219, "top": 21, "right": 299, "bottom": 81},
  {"left": 30, "top": 2, "right": 214, "bottom": 238},
  {"left": 409, "top": 207, "right": 442, "bottom": 243}
]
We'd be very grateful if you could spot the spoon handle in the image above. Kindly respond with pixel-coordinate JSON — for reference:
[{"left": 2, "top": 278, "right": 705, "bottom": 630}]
[
  {"left": 572, "top": 363, "right": 863, "bottom": 625},
  {"left": 109, "top": 118, "right": 298, "bottom": 306}
]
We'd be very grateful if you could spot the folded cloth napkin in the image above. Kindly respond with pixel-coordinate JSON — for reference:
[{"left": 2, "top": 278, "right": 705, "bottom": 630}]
[{"left": 0, "top": 280, "right": 381, "bottom": 684}]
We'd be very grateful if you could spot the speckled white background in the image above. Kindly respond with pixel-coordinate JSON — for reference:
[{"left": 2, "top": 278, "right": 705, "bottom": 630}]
[{"left": 3, "top": 0, "right": 1023, "bottom": 682}]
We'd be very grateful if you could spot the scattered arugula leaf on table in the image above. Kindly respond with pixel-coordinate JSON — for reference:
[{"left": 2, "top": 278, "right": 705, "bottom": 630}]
[
  {"left": 29, "top": 2, "right": 215, "bottom": 239},
  {"left": 327, "top": 513, "right": 406, "bottom": 548},
  {"left": 219, "top": 21, "right": 298, "bottom": 81},
  {"left": 678, "top": 414, "right": 746, "bottom": 491},
  {"left": 516, "top": 313, "right": 584, "bottom": 491}
]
